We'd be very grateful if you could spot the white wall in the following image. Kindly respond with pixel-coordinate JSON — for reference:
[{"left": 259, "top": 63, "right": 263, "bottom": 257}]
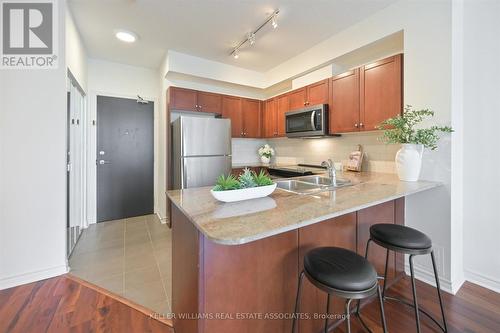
[
  {"left": 0, "top": 1, "right": 68, "bottom": 289},
  {"left": 462, "top": 0, "right": 500, "bottom": 292},
  {"left": 86, "top": 59, "right": 162, "bottom": 222},
  {"left": 66, "top": 7, "right": 87, "bottom": 92}
]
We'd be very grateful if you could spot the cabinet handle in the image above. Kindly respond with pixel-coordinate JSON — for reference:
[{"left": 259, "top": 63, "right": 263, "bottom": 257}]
[
  {"left": 359, "top": 123, "right": 364, "bottom": 127},
  {"left": 354, "top": 123, "right": 359, "bottom": 128}
]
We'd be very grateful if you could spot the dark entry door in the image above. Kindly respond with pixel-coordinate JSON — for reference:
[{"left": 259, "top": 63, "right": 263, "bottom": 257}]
[{"left": 97, "top": 96, "right": 154, "bottom": 222}]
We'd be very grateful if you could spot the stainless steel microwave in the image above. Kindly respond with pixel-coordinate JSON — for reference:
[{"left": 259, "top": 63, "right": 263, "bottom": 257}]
[{"left": 285, "top": 104, "right": 329, "bottom": 138}]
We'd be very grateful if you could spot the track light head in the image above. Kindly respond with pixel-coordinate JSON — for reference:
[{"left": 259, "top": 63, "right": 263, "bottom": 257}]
[
  {"left": 248, "top": 32, "right": 256, "bottom": 46},
  {"left": 271, "top": 14, "right": 278, "bottom": 29},
  {"left": 233, "top": 49, "right": 240, "bottom": 59}
]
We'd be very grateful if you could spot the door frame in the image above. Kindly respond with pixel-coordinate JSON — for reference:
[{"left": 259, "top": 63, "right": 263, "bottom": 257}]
[{"left": 87, "top": 90, "right": 159, "bottom": 225}]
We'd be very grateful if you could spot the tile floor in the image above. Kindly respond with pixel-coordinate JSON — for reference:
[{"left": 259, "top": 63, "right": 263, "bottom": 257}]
[{"left": 68, "top": 214, "right": 172, "bottom": 315}]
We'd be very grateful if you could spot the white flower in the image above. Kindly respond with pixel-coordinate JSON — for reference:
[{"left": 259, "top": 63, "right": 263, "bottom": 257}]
[{"left": 258, "top": 144, "right": 275, "bottom": 157}]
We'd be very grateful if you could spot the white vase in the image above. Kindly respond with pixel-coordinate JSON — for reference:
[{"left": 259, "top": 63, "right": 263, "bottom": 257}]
[
  {"left": 395, "top": 144, "right": 424, "bottom": 181},
  {"left": 260, "top": 156, "right": 271, "bottom": 164}
]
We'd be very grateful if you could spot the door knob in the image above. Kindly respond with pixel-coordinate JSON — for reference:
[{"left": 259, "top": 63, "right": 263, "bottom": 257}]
[{"left": 98, "top": 160, "right": 111, "bottom": 165}]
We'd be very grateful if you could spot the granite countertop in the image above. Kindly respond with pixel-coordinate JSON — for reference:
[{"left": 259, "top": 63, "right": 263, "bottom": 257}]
[{"left": 167, "top": 172, "right": 441, "bottom": 246}]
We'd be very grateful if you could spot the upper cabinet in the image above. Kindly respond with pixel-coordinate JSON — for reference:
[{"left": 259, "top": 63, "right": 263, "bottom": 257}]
[
  {"left": 276, "top": 94, "right": 289, "bottom": 137},
  {"left": 168, "top": 87, "right": 222, "bottom": 113},
  {"left": 222, "top": 96, "right": 262, "bottom": 138},
  {"left": 241, "top": 99, "right": 262, "bottom": 138},
  {"left": 329, "top": 54, "right": 403, "bottom": 134},
  {"left": 329, "top": 69, "right": 360, "bottom": 133},
  {"left": 360, "top": 54, "right": 403, "bottom": 131},
  {"left": 288, "top": 79, "right": 330, "bottom": 111},
  {"left": 169, "top": 87, "right": 198, "bottom": 112},
  {"left": 222, "top": 96, "right": 243, "bottom": 138},
  {"left": 263, "top": 99, "right": 278, "bottom": 138},
  {"left": 197, "top": 91, "right": 222, "bottom": 113},
  {"left": 288, "top": 88, "right": 307, "bottom": 111}
]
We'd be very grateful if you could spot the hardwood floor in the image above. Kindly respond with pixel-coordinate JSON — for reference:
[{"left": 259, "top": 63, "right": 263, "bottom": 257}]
[
  {"left": 1, "top": 274, "right": 499, "bottom": 332},
  {"left": 0, "top": 275, "right": 173, "bottom": 333}
]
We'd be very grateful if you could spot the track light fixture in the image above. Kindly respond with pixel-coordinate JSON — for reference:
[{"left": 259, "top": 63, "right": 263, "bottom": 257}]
[{"left": 230, "top": 9, "right": 279, "bottom": 59}]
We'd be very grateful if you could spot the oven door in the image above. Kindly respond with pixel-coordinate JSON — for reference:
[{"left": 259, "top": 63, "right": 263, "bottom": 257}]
[{"left": 285, "top": 105, "right": 326, "bottom": 137}]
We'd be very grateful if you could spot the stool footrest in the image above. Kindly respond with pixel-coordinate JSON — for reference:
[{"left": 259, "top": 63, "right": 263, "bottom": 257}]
[{"left": 384, "top": 295, "right": 446, "bottom": 332}]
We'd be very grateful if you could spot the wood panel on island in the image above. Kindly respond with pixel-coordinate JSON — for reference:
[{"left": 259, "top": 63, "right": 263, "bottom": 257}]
[{"left": 171, "top": 198, "right": 406, "bottom": 333}]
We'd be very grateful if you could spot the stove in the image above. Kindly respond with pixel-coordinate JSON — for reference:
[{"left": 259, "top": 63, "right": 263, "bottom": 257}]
[{"left": 267, "top": 164, "right": 326, "bottom": 178}]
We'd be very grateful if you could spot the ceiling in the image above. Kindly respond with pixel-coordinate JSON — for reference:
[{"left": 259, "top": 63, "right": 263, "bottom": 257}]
[{"left": 69, "top": 0, "right": 398, "bottom": 71}]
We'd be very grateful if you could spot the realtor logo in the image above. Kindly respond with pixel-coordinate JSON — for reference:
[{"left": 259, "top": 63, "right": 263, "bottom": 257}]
[{"left": 1, "top": 0, "right": 58, "bottom": 69}]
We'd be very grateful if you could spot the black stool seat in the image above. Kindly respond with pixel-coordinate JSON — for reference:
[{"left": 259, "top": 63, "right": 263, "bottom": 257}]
[
  {"left": 304, "top": 247, "right": 377, "bottom": 292},
  {"left": 370, "top": 224, "right": 432, "bottom": 250}
]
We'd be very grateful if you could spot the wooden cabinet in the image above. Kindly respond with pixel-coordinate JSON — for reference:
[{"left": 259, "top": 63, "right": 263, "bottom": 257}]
[
  {"left": 360, "top": 54, "right": 403, "bottom": 131},
  {"left": 276, "top": 94, "right": 289, "bottom": 137},
  {"left": 222, "top": 96, "right": 262, "bottom": 138},
  {"left": 197, "top": 91, "right": 222, "bottom": 113},
  {"left": 329, "top": 69, "right": 360, "bottom": 133},
  {"left": 329, "top": 54, "right": 402, "bottom": 133},
  {"left": 263, "top": 99, "right": 278, "bottom": 138},
  {"left": 288, "top": 79, "right": 329, "bottom": 111},
  {"left": 221, "top": 96, "right": 243, "bottom": 137},
  {"left": 306, "top": 79, "right": 329, "bottom": 106},
  {"left": 169, "top": 87, "right": 198, "bottom": 112},
  {"left": 241, "top": 99, "right": 262, "bottom": 138},
  {"left": 288, "top": 88, "right": 307, "bottom": 111},
  {"left": 169, "top": 87, "right": 222, "bottom": 113}
]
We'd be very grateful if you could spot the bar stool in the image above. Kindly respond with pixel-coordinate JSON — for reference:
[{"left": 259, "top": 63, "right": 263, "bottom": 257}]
[
  {"left": 292, "top": 247, "right": 387, "bottom": 333},
  {"left": 362, "top": 224, "right": 448, "bottom": 332}
]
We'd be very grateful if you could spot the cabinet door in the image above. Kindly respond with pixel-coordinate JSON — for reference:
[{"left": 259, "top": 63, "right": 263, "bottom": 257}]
[
  {"left": 360, "top": 54, "right": 402, "bottom": 131},
  {"left": 197, "top": 91, "right": 222, "bottom": 113},
  {"left": 287, "top": 88, "right": 307, "bottom": 111},
  {"left": 169, "top": 87, "right": 198, "bottom": 112},
  {"left": 222, "top": 96, "right": 243, "bottom": 138},
  {"left": 276, "top": 94, "right": 289, "bottom": 137},
  {"left": 306, "top": 79, "right": 329, "bottom": 106},
  {"left": 263, "top": 99, "right": 277, "bottom": 138},
  {"left": 357, "top": 201, "right": 396, "bottom": 279},
  {"left": 241, "top": 99, "right": 262, "bottom": 138},
  {"left": 330, "top": 69, "right": 360, "bottom": 133}
]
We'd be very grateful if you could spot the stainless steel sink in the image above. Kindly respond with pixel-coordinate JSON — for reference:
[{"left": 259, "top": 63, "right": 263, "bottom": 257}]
[
  {"left": 276, "top": 180, "right": 323, "bottom": 194},
  {"left": 276, "top": 176, "right": 353, "bottom": 195},
  {"left": 296, "top": 175, "right": 352, "bottom": 187}
]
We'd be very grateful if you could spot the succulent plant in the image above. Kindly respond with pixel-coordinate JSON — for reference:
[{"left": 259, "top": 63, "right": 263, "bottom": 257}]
[
  {"left": 212, "top": 174, "right": 240, "bottom": 191},
  {"left": 238, "top": 168, "right": 257, "bottom": 188},
  {"left": 252, "top": 169, "right": 273, "bottom": 186}
]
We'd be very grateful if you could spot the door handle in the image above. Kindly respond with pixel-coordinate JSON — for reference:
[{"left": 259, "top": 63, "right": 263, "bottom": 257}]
[{"left": 98, "top": 159, "right": 111, "bottom": 165}]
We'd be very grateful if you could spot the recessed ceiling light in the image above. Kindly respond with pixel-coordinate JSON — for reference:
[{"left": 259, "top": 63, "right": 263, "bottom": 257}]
[{"left": 115, "top": 30, "right": 138, "bottom": 43}]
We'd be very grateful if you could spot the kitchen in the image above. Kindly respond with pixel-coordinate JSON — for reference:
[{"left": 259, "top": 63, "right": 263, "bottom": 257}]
[{"left": 1, "top": 1, "right": 500, "bottom": 332}]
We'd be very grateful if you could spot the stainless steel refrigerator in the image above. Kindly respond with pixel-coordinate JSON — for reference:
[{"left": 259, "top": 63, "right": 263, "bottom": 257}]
[{"left": 171, "top": 116, "right": 232, "bottom": 189}]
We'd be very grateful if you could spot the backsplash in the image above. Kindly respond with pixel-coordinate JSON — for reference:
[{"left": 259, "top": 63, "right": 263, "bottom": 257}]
[
  {"left": 268, "top": 131, "right": 399, "bottom": 173},
  {"left": 232, "top": 138, "right": 268, "bottom": 165}
]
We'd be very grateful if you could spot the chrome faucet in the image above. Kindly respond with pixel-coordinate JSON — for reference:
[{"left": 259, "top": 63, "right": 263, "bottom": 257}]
[{"left": 321, "top": 159, "right": 337, "bottom": 186}]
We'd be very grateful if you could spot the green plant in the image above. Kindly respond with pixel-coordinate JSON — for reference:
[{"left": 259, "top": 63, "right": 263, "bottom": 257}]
[
  {"left": 238, "top": 168, "right": 257, "bottom": 188},
  {"left": 378, "top": 105, "right": 453, "bottom": 150},
  {"left": 252, "top": 170, "right": 274, "bottom": 186},
  {"left": 212, "top": 174, "right": 240, "bottom": 191}
]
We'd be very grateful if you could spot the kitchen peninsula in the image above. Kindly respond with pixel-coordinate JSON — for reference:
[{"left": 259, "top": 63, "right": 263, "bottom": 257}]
[{"left": 167, "top": 172, "right": 441, "bottom": 333}]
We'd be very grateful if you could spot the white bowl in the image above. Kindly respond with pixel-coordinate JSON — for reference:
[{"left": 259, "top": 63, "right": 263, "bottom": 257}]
[{"left": 210, "top": 183, "right": 277, "bottom": 203}]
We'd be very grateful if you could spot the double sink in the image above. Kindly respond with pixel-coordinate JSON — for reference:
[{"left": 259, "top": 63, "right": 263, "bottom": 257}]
[{"left": 276, "top": 175, "right": 352, "bottom": 195}]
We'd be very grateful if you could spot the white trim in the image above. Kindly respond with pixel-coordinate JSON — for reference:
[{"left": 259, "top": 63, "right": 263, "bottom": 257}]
[
  {"left": 404, "top": 263, "right": 463, "bottom": 295},
  {"left": 156, "top": 212, "right": 168, "bottom": 224},
  {"left": 465, "top": 270, "right": 500, "bottom": 294},
  {"left": 87, "top": 90, "right": 159, "bottom": 225},
  {"left": 0, "top": 265, "right": 69, "bottom": 291}
]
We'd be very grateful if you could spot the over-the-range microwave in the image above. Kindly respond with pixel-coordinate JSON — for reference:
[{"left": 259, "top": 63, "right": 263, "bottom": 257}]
[{"left": 285, "top": 104, "right": 337, "bottom": 138}]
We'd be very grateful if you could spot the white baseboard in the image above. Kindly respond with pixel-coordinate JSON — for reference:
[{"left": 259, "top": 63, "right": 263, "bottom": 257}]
[
  {"left": 156, "top": 211, "right": 168, "bottom": 224},
  {"left": 0, "top": 264, "right": 69, "bottom": 290},
  {"left": 465, "top": 269, "right": 500, "bottom": 294},
  {"left": 404, "top": 263, "right": 463, "bottom": 295}
]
